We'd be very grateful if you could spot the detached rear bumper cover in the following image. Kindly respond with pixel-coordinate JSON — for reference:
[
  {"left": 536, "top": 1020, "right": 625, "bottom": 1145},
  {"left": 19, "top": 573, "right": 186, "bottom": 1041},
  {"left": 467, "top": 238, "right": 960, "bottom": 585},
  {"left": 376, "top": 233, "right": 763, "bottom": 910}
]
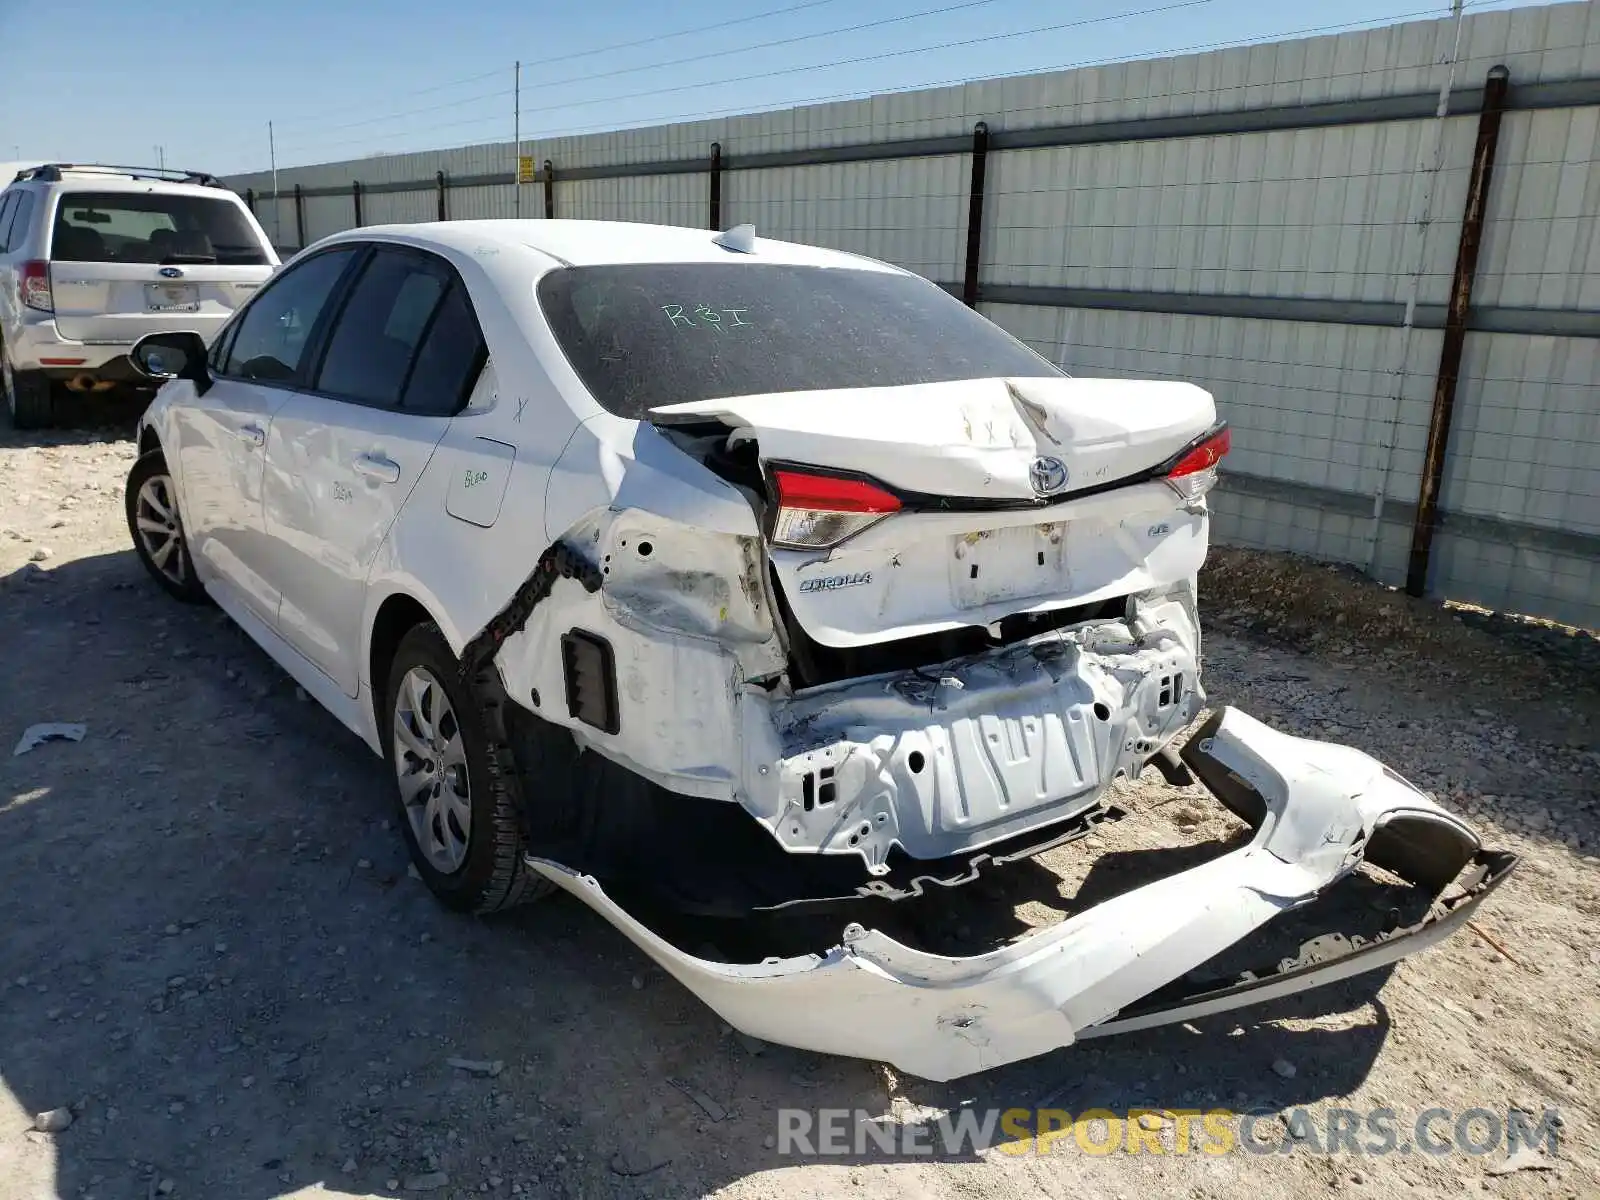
[{"left": 531, "top": 707, "right": 1515, "bottom": 1082}]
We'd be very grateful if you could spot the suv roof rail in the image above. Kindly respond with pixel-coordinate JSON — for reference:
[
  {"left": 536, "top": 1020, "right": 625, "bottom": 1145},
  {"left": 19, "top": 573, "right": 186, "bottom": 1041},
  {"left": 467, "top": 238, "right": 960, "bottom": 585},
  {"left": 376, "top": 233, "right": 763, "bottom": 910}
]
[{"left": 9, "top": 163, "right": 224, "bottom": 188}]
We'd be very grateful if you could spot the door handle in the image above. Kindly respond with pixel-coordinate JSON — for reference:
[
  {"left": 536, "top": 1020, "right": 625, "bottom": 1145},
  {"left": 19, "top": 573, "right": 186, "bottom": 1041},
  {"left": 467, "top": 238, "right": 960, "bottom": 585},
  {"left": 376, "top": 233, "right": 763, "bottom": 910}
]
[
  {"left": 353, "top": 453, "right": 401, "bottom": 484},
  {"left": 238, "top": 422, "right": 266, "bottom": 448}
]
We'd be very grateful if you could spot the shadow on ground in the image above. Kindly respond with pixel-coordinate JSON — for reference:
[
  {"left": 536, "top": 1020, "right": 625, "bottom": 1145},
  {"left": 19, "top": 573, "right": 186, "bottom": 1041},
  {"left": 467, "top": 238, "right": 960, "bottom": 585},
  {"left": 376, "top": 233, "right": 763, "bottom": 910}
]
[
  {"left": 0, "top": 388, "right": 148, "bottom": 450},
  {"left": 1, "top": 550, "right": 1400, "bottom": 1200}
]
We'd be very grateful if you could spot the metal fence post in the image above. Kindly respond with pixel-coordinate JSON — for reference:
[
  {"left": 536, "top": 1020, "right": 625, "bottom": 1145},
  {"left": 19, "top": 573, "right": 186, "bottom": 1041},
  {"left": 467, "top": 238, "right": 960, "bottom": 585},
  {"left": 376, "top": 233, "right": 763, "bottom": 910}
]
[
  {"left": 543, "top": 160, "right": 555, "bottom": 219},
  {"left": 437, "top": 170, "right": 448, "bottom": 221},
  {"left": 293, "top": 184, "right": 306, "bottom": 250},
  {"left": 352, "top": 180, "right": 364, "bottom": 227},
  {"left": 962, "top": 121, "right": 990, "bottom": 307},
  {"left": 709, "top": 142, "right": 723, "bottom": 230},
  {"left": 1405, "top": 65, "right": 1511, "bottom": 598}
]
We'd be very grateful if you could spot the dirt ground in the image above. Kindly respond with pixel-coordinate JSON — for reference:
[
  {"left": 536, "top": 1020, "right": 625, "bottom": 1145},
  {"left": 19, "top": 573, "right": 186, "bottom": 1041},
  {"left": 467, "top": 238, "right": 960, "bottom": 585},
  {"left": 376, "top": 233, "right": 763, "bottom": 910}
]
[{"left": 1, "top": 402, "right": 1597, "bottom": 1200}]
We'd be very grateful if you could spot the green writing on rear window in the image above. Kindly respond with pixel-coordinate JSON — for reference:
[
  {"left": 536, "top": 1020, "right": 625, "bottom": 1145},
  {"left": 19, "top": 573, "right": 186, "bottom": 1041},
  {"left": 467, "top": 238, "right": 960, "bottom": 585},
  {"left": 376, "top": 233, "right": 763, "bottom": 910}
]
[{"left": 661, "top": 304, "right": 751, "bottom": 330}]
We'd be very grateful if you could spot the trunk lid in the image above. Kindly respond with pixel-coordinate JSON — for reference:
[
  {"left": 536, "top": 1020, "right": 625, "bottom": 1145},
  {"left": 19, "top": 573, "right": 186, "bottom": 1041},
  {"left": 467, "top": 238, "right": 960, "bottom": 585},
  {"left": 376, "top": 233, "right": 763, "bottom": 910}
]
[{"left": 652, "top": 376, "right": 1219, "bottom": 650}]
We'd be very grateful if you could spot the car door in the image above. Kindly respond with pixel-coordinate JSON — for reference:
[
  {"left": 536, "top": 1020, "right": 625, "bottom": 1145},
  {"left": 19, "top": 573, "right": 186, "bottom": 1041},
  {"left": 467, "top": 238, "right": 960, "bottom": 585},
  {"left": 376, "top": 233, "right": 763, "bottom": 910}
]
[
  {"left": 169, "top": 245, "right": 361, "bottom": 625},
  {"left": 263, "top": 245, "right": 485, "bottom": 697}
]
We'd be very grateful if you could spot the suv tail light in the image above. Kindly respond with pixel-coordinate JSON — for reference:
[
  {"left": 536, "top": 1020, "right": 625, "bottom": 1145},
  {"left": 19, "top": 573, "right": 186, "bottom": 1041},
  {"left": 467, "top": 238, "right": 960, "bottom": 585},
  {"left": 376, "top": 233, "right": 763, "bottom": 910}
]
[
  {"left": 21, "top": 261, "right": 52, "bottom": 312},
  {"left": 770, "top": 468, "right": 901, "bottom": 550},
  {"left": 1165, "top": 426, "right": 1230, "bottom": 502}
]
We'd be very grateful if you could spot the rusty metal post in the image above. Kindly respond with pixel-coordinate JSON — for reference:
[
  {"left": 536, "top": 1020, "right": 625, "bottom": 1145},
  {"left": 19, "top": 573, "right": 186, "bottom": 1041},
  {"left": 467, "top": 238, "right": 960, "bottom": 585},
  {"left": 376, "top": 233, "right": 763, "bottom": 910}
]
[
  {"left": 709, "top": 142, "right": 723, "bottom": 230},
  {"left": 962, "top": 121, "right": 990, "bottom": 308},
  {"left": 352, "top": 180, "right": 364, "bottom": 227},
  {"left": 1406, "top": 65, "right": 1510, "bottom": 598},
  {"left": 437, "top": 170, "right": 448, "bottom": 221},
  {"left": 293, "top": 184, "right": 306, "bottom": 249},
  {"left": 543, "top": 160, "right": 555, "bottom": 219}
]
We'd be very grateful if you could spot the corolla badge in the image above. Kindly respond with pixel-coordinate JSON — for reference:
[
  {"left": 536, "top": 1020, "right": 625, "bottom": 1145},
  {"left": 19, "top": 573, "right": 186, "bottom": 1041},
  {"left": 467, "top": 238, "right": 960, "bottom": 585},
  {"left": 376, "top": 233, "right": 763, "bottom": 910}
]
[
  {"left": 158, "top": 266, "right": 184, "bottom": 279},
  {"left": 1029, "top": 455, "right": 1069, "bottom": 495}
]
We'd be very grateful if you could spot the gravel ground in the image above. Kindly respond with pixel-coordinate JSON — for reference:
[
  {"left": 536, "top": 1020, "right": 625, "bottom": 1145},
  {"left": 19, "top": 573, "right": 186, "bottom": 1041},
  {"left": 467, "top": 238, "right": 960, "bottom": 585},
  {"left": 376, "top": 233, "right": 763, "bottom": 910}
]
[{"left": 1, "top": 407, "right": 1596, "bottom": 1200}]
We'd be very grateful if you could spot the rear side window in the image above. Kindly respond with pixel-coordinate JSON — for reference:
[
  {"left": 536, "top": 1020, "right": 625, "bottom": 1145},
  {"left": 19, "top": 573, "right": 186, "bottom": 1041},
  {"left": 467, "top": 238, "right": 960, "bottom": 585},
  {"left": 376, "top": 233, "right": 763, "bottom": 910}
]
[
  {"left": 536, "top": 263, "right": 1060, "bottom": 419},
  {"left": 221, "top": 247, "right": 360, "bottom": 382},
  {"left": 50, "top": 191, "right": 269, "bottom": 266},
  {"left": 5, "top": 193, "right": 35, "bottom": 251},
  {"left": 401, "top": 283, "right": 486, "bottom": 415},
  {"left": 314, "top": 248, "right": 483, "bottom": 413},
  {"left": 0, "top": 193, "right": 16, "bottom": 249}
]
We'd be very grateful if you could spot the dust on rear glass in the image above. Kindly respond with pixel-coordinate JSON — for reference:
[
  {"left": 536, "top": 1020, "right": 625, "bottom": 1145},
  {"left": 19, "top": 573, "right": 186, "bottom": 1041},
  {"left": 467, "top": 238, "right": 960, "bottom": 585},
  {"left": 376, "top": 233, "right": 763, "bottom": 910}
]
[{"left": 536, "top": 263, "right": 1061, "bottom": 420}]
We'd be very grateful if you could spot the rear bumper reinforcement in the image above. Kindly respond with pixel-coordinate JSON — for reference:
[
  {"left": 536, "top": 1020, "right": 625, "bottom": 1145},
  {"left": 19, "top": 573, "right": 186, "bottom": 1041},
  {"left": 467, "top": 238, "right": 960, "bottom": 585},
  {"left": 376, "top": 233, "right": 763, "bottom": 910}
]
[{"left": 529, "top": 707, "right": 1516, "bottom": 1082}]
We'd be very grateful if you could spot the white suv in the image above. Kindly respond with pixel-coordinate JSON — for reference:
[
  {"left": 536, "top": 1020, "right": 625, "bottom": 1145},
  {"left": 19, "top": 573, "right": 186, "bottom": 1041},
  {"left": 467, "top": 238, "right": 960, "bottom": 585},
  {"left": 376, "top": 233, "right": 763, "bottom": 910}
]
[
  {"left": 0, "top": 164, "right": 278, "bottom": 428},
  {"left": 121, "top": 219, "right": 1511, "bottom": 1082}
]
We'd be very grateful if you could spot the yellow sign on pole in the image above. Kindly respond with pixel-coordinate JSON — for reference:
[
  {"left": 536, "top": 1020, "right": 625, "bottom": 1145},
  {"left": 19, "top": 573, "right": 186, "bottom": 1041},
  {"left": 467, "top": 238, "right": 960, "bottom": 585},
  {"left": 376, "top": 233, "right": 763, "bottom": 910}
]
[{"left": 517, "top": 156, "right": 535, "bottom": 184}]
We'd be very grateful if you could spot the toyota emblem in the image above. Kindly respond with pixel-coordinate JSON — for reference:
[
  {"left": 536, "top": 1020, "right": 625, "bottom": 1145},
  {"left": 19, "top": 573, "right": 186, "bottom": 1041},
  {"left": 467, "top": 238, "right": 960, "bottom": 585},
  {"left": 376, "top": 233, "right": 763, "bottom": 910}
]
[{"left": 1029, "top": 456, "right": 1069, "bottom": 495}]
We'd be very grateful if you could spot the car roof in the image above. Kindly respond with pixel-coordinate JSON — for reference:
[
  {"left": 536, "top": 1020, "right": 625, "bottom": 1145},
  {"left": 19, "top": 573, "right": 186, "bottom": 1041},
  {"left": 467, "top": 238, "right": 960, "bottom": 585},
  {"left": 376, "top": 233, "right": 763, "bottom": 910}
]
[
  {"left": 13, "top": 174, "right": 238, "bottom": 201},
  {"left": 319, "top": 219, "right": 908, "bottom": 274}
]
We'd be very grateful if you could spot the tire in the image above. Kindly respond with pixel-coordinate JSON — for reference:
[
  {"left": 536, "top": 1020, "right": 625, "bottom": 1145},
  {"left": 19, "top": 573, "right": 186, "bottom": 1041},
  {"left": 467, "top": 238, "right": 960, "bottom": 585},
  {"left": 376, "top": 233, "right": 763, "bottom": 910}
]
[
  {"left": 2, "top": 342, "right": 55, "bottom": 430},
  {"left": 382, "top": 622, "right": 545, "bottom": 914},
  {"left": 125, "top": 450, "right": 208, "bottom": 603}
]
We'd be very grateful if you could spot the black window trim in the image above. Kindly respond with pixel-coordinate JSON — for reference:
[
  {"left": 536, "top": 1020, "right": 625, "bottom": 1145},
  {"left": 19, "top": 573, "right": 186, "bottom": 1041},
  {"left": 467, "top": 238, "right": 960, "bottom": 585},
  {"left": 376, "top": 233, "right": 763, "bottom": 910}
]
[
  {"left": 300, "top": 242, "right": 486, "bottom": 418},
  {"left": 209, "top": 242, "right": 370, "bottom": 391}
]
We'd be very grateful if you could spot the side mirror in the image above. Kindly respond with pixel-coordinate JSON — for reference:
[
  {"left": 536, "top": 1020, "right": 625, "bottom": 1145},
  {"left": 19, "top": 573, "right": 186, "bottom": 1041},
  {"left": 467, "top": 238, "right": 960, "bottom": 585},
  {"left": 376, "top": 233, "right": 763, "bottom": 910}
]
[{"left": 130, "top": 331, "right": 211, "bottom": 395}]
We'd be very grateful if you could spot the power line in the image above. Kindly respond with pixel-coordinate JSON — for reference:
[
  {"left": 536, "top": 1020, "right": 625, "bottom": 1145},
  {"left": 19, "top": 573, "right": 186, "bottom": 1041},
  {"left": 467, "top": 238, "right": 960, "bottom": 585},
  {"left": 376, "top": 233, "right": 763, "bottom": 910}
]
[
  {"left": 270, "top": 0, "right": 846, "bottom": 130},
  {"left": 507, "top": 0, "right": 1217, "bottom": 120},
  {"left": 291, "top": 86, "right": 516, "bottom": 139},
  {"left": 271, "top": 67, "right": 507, "bottom": 125},
  {"left": 278, "top": 0, "right": 1183, "bottom": 156},
  {"left": 272, "top": 1, "right": 1478, "bottom": 166},
  {"left": 280, "top": 0, "right": 1010, "bottom": 148},
  {"left": 533, "top": 0, "right": 1011, "bottom": 94},
  {"left": 521, "top": 0, "right": 847, "bottom": 70},
  {"left": 520, "top": 2, "right": 1476, "bottom": 142}
]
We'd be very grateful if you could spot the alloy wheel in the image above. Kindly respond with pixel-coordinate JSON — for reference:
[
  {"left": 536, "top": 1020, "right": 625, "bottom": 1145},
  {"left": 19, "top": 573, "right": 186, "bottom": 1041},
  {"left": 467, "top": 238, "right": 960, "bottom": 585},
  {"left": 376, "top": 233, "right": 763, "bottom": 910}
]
[{"left": 392, "top": 666, "right": 472, "bottom": 874}]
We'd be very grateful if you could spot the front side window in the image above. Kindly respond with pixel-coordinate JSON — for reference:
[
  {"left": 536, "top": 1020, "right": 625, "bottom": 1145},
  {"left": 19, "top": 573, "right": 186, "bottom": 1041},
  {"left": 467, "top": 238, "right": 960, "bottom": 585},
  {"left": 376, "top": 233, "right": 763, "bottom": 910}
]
[
  {"left": 221, "top": 247, "right": 360, "bottom": 383},
  {"left": 50, "top": 191, "right": 270, "bottom": 266},
  {"left": 536, "top": 263, "right": 1061, "bottom": 420},
  {"left": 314, "top": 248, "right": 482, "bottom": 413}
]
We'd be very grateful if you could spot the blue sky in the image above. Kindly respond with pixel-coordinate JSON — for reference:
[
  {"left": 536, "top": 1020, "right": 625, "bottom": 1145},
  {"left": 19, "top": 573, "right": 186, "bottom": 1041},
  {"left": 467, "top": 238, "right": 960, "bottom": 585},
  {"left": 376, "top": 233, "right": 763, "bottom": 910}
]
[{"left": 1, "top": 0, "right": 1542, "bottom": 175}]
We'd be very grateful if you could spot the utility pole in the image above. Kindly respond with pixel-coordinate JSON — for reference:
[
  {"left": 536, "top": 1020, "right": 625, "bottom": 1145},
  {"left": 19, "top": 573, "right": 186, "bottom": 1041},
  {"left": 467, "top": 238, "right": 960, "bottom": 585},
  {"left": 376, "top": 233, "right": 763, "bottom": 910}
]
[
  {"left": 154, "top": 145, "right": 165, "bottom": 171},
  {"left": 513, "top": 60, "right": 521, "bottom": 218},
  {"left": 268, "top": 121, "right": 282, "bottom": 249}
]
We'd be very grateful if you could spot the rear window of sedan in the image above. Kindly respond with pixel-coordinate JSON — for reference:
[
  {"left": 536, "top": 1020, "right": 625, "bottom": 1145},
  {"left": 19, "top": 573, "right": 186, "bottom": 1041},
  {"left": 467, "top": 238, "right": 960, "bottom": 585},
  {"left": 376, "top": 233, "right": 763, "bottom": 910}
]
[{"left": 536, "top": 263, "right": 1061, "bottom": 419}]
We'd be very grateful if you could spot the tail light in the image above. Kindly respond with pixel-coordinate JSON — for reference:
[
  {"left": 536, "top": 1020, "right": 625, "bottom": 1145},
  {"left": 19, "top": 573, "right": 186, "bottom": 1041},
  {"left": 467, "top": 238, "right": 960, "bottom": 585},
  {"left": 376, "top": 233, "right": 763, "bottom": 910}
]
[
  {"left": 770, "top": 467, "right": 901, "bottom": 550},
  {"left": 21, "top": 261, "right": 53, "bottom": 312},
  {"left": 1165, "top": 426, "right": 1230, "bottom": 502}
]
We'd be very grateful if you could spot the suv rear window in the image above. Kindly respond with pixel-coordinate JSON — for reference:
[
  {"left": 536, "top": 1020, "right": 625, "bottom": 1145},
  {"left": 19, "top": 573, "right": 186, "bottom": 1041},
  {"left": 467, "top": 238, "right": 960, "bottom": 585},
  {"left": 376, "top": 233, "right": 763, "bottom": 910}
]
[
  {"left": 536, "top": 263, "right": 1060, "bottom": 419},
  {"left": 51, "top": 192, "right": 268, "bottom": 266}
]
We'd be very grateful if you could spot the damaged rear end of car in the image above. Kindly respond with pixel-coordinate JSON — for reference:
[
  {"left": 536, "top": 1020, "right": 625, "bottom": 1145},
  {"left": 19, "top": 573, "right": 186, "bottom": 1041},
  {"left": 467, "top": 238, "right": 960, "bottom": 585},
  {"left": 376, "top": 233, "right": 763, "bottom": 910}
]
[{"left": 468, "top": 247, "right": 1513, "bottom": 1080}]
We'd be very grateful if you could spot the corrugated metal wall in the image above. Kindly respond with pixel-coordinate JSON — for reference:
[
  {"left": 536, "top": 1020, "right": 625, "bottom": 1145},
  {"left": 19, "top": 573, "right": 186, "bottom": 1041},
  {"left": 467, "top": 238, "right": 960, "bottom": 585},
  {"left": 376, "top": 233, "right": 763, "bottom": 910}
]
[{"left": 228, "top": 1, "right": 1600, "bottom": 629}]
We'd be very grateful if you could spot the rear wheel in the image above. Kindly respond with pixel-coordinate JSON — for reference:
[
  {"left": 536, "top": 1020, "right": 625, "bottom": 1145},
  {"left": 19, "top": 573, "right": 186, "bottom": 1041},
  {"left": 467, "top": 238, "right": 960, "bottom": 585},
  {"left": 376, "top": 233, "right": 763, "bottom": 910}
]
[
  {"left": 125, "top": 450, "right": 208, "bottom": 603},
  {"left": 2, "top": 341, "right": 55, "bottom": 430},
  {"left": 383, "top": 622, "right": 545, "bottom": 913}
]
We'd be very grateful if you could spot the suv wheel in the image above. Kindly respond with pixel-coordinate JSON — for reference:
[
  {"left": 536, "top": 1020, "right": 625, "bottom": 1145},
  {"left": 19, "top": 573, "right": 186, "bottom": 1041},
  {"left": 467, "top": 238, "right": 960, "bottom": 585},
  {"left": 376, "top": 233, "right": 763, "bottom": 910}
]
[
  {"left": 2, "top": 341, "right": 55, "bottom": 430},
  {"left": 383, "top": 622, "right": 546, "bottom": 914},
  {"left": 125, "top": 450, "right": 208, "bottom": 602}
]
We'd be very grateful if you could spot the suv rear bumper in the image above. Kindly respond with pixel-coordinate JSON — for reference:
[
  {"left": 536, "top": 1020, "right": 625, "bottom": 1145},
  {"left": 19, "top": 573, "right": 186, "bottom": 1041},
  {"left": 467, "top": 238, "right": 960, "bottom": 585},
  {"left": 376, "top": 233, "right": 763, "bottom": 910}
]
[
  {"left": 7, "top": 317, "right": 139, "bottom": 374},
  {"left": 532, "top": 706, "right": 1515, "bottom": 1082}
]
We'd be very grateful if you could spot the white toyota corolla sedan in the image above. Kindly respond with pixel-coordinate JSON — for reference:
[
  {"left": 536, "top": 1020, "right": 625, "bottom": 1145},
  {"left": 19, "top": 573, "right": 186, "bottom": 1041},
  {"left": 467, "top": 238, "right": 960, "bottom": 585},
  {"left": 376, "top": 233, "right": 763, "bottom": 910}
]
[{"left": 125, "top": 219, "right": 1512, "bottom": 1081}]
